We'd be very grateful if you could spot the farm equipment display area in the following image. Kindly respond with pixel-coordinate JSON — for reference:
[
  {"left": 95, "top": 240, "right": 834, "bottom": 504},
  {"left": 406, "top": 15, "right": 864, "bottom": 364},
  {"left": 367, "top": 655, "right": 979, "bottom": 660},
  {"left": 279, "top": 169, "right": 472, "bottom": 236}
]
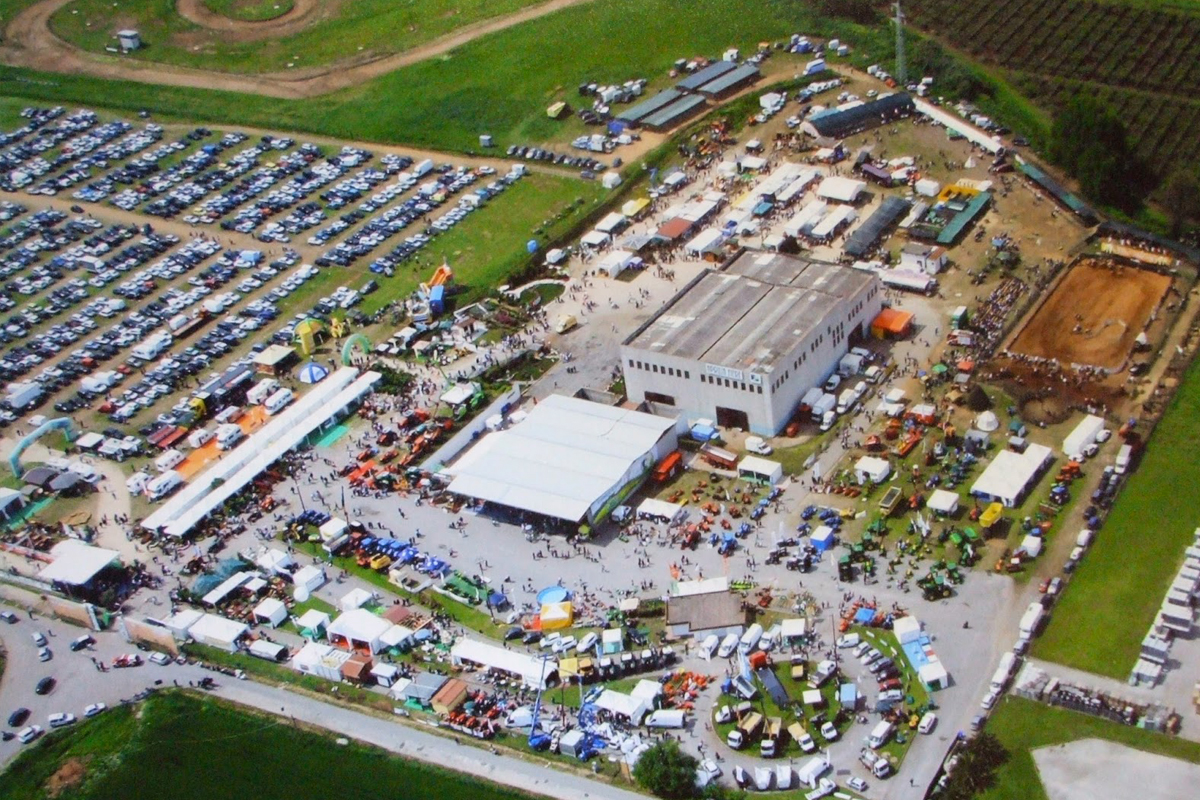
[{"left": 1007, "top": 259, "right": 1172, "bottom": 371}]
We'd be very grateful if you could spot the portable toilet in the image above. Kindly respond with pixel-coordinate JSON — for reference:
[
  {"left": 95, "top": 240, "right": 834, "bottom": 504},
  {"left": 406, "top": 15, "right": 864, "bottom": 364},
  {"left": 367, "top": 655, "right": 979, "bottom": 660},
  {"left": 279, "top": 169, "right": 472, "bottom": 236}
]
[
  {"left": 117, "top": 30, "right": 141, "bottom": 51},
  {"left": 479, "top": 134, "right": 494, "bottom": 148}
]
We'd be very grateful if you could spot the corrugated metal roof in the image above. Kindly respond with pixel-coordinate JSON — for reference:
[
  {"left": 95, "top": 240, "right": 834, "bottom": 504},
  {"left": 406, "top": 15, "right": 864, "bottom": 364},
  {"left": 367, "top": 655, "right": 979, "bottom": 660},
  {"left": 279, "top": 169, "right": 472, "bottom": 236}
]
[
  {"left": 937, "top": 192, "right": 991, "bottom": 244},
  {"left": 676, "top": 60, "right": 737, "bottom": 91},
  {"left": 697, "top": 64, "right": 760, "bottom": 96},
  {"left": 617, "top": 89, "right": 683, "bottom": 123},
  {"left": 806, "top": 93, "right": 915, "bottom": 139},
  {"left": 641, "top": 95, "right": 707, "bottom": 130}
]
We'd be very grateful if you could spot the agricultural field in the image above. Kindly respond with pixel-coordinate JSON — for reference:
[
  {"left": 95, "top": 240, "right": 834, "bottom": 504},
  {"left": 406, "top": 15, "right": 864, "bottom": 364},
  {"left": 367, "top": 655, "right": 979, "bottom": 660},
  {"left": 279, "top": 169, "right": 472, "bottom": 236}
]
[
  {"left": 907, "top": 0, "right": 1200, "bottom": 165},
  {"left": 49, "top": 0, "right": 548, "bottom": 73},
  {"left": 0, "top": 692, "right": 539, "bottom": 800},
  {"left": 1034, "top": 354, "right": 1200, "bottom": 677},
  {"left": 980, "top": 696, "right": 1200, "bottom": 800}
]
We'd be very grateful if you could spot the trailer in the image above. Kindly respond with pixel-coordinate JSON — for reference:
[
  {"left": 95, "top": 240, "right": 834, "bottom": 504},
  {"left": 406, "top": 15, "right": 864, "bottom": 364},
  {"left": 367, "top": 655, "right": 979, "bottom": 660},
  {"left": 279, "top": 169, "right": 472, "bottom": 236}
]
[
  {"left": 701, "top": 444, "right": 738, "bottom": 470},
  {"left": 1019, "top": 602, "right": 1045, "bottom": 637}
]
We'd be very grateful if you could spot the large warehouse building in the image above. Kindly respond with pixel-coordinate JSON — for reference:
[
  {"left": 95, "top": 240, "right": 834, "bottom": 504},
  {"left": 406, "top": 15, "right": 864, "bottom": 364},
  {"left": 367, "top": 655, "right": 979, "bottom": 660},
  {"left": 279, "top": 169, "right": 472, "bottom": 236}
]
[
  {"left": 621, "top": 251, "right": 882, "bottom": 434},
  {"left": 444, "top": 394, "right": 683, "bottom": 528}
]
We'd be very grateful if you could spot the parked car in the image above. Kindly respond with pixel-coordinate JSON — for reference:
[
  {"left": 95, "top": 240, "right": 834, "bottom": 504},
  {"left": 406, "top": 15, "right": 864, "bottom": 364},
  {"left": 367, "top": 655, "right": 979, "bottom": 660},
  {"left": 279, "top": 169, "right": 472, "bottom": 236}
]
[{"left": 35, "top": 677, "right": 55, "bottom": 695}]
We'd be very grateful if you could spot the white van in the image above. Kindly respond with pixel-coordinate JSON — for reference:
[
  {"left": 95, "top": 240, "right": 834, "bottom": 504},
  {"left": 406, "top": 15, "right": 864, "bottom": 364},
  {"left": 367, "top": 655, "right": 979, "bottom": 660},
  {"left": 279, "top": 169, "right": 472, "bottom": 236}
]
[
  {"left": 247, "top": 378, "right": 279, "bottom": 406},
  {"left": 738, "top": 623, "right": 764, "bottom": 654},
  {"left": 1115, "top": 443, "right": 1132, "bottom": 474},
  {"left": 264, "top": 387, "right": 293, "bottom": 416},
  {"left": 154, "top": 448, "right": 185, "bottom": 472},
  {"left": 717, "top": 632, "right": 740, "bottom": 658},
  {"left": 187, "top": 428, "right": 214, "bottom": 449},
  {"left": 699, "top": 634, "right": 720, "bottom": 660},
  {"left": 918, "top": 712, "right": 938, "bottom": 734},
  {"left": 216, "top": 423, "right": 244, "bottom": 450},
  {"left": 146, "top": 470, "right": 183, "bottom": 501},
  {"left": 867, "top": 720, "right": 894, "bottom": 749},
  {"left": 577, "top": 632, "right": 598, "bottom": 654}
]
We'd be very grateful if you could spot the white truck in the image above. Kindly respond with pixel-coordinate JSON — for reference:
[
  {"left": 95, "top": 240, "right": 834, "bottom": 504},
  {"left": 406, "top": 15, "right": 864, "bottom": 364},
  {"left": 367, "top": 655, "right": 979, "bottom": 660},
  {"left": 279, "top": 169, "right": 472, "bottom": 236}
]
[
  {"left": 990, "top": 651, "right": 1018, "bottom": 692},
  {"left": 4, "top": 381, "right": 43, "bottom": 411},
  {"left": 836, "top": 387, "right": 859, "bottom": 415},
  {"left": 1019, "top": 602, "right": 1045, "bottom": 638},
  {"left": 739, "top": 623, "right": 764, "bottom": 654},
  {"left": 810, "top": 392, "right": 836, "bottom": 422},
  {"left": 1115, "top": 443, "right": 1133, "bottom": 474},
  {"left": 867, "top": 720, "right": 894, "bottom": 749}
]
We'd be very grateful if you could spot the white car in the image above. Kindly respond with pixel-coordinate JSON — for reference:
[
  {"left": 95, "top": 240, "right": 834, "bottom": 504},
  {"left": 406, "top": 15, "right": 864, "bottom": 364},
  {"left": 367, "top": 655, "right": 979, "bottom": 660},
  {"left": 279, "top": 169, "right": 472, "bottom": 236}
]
[
  {"left": 17, "top": 725, "right": 43, "bottom": 744},
  {"left": 32, "top": 631, "right": 47, "bottom": 646},
  {"left": 700, "top": 758, "right": 722, "bottom": 780},
  {"left": 48, "top": 712, "right": 76, "bottom": 728},
  {"left": 553, "top": 635, "right": 577, "bottom": 654},
  {"left": 820, "top": 721, "right": 839, "bottom": 741},
  {"left": 83, "top": 703, "right": 107, "bottom": 718},
  {"left": 797, "top": 732, "right": 817, "bottom": 752},
  {"left": 714, "top": 705, "right": 733, "bottom": 724},
  {"left": 1096, "top": 428, "right": 1112, "bottom": 442},
  {"left": 37, "top": 646, "right": 51, "bottom": 662},
  {"left": 981, "top": 690, "right": 999, "bottom": 710},
  {"left": 149, "top": 652, "right": 171, "bottom": 666},
  {"left": 848, "top": 776, "right": 869, "bottom": 792}
]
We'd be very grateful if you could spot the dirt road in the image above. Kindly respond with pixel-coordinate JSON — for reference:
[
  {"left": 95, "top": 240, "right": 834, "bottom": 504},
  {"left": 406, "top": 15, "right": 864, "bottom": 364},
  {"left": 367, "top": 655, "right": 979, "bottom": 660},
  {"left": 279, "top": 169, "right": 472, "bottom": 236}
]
[
  {"left": 0, "top": 0, "right": 601, "bottom": 99},
  {"left": 174, "top": 0, "right": 328, "bottom": 41}
]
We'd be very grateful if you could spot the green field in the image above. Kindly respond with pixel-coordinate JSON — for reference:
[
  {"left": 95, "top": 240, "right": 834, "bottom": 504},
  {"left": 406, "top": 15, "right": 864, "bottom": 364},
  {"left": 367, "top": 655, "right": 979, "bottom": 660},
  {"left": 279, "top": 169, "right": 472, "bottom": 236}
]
[
  {"left": 0, "top": 692, "right": 539, "bottom": 800},
  {"left": 203, "top": 0, "right": 296, "bottom": 23},
  {"left": 50, "top": 0, "right": 546, "bottom": 73},
  {"left": 10, "top": 0, "right": 842, "bottom": 151},
  {"left": 980, "top": 696, "right": 1200, "bottom": 800},
  {"left": 1035, "top": 355, "right": 1200, "bottom": 676}
]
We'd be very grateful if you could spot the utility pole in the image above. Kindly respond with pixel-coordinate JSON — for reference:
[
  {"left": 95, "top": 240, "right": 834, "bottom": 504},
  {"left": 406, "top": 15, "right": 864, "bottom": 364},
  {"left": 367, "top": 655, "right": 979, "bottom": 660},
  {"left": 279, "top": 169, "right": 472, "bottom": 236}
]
[{"left": 894, "top": 1, "right": 908, "bottom": 85}]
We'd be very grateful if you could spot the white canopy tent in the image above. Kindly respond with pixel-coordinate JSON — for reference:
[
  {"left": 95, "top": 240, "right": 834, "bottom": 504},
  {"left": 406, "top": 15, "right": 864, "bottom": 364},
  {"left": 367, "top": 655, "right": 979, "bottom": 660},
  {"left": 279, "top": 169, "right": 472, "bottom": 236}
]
[
  {"left": 339, "top": 588, "right": 376, "bottom": 612},
  {"left": 36, "top": 540, "right": 119, "bottom": 586},
  {"left": 253, "top": 597, "right": 288, "bottom": 628},
  {"left": 328, "top": 608, "right": 393, "bottom": 654},
  {"left": 926, "top": 489, "right": 960, "bottom": 515},
  {"left": 187, "top": 613, "right": 248, "bottom": 652},
  {"left": 594, "top": 689, "right": 651, "bottom": 724},
  {"left": 450, "top": 638, "right": 556, "bottom": 689},
  {"left": 580, "top": 229, "right": 610, "bottom": 248},
  {"left": 853, "top": 456, "right": 891, "bottom": 484},
  {"left": 292, "top": 641, "right": 349, "bottom": 681},
  {"left": 816, "top": 176, "right": 866, "bottom": 203},
  {"left": 738, "top": 455, "right": 783, "bottom": 485},
  {"left": 971, "top": 443, "right": 1052, "bottom": 507}
]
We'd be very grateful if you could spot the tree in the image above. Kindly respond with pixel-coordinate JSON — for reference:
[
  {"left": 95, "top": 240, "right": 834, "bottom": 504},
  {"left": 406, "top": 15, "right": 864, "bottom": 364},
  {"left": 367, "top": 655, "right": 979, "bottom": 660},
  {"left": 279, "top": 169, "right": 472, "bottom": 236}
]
[
  {"left": 939, "top": 731, "right": 1009, "bottom": 800},
  {"left": 1050, "top": 94, "right": 1137, "bottom": 209},
  {"left": 633, "top": 739, "right": 700, "bottom": 799},
  {"left": 1160, "top": 168, "right": 1200, "bottom": 238}
]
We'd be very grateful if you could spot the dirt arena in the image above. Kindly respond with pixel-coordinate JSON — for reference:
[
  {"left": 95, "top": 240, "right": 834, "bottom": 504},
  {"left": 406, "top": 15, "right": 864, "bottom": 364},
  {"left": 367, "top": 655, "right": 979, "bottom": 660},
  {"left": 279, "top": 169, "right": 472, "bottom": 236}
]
[{"left": 1007, "top": 259, "right": 1171, "bottom": 369}]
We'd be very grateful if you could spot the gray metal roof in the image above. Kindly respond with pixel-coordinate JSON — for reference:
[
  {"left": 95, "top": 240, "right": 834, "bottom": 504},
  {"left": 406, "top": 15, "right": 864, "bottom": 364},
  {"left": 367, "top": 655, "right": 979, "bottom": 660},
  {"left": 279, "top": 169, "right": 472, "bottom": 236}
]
[
  {"left": 640, "top": 95, "right": 707, "bottom": 130},
  {"left": 617, "top": 89, "right": 683, "bottom": 123},
  {"left": 697, "top": 64, "right": 760, "bottom": 96},
  {"left": 628, "top": 252, "right": 876, "bottom": 372},
  {"left": 676, "top": 60, "right": 737, "bottom": 91}
]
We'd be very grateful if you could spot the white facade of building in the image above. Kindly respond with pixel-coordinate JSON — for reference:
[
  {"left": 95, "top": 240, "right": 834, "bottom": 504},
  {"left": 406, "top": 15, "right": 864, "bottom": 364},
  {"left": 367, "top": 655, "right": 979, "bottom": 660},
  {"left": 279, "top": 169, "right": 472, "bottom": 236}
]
[{"left": 621, "top": 251, "right": 882, "bottom": 435}]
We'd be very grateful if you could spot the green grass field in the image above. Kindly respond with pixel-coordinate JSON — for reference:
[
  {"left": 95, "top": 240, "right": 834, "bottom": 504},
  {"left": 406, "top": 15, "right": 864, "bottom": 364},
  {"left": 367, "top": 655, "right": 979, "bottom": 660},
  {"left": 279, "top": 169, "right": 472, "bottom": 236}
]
[
  {"left": 203, "top": 0, "right": 295, "bottom": 22},
  {"left": 50, "top": 0, "right": 545, "bottom": 73},
  {"left": 1035, "top": 356, "right": 1200, "bottom": 676},
  {"left": 980, "top": 696, "right": 1200, "bottom": 800},
  {"left": 0, "top": 692, "right": 540, "bottom": 800}
]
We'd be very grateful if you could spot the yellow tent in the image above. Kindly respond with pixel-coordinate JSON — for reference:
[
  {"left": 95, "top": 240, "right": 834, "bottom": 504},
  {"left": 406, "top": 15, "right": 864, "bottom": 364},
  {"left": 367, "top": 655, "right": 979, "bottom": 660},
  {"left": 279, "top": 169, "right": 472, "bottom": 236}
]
[
  {"left": 540, "top": 601, "right": 573, "bottom": 631},
  {"left": 621, "top": 198, "right": 650, "bottom": 219}
]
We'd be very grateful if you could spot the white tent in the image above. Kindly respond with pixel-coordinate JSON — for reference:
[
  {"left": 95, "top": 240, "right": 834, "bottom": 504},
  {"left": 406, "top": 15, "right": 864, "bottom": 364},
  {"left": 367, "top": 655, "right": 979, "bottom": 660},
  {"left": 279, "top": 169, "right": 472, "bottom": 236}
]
[
  {"left": 975, "top": 411, "right": 1000, "bottom": 432},
  {"left": 684, "top": 227, "right": 725, "bottom": 256},
  {"left": 580, "top": 229, "right": 610, "bottom": 248},
  {"left": 161, "top": 609, "right": 204, "bottom": 640},
  {"left": 971, "top": 443, "right": 1052, "bottom": 507},
  {"left": 450, "top": 638, "right": 556, "bottom": 689},
  {"left": 339, "top": 588, "right": 375, "bottom": 612},
  {"left": 187, "top": 613, "right": 248, "bottom": 652},
  {"left": 319, "top": 518, "right": 347, "bottom": 542},
  {"left": 597, "top": 249, "right": 636, "bottom": 278},
  {"left": 926, "top": 489, "right": 960, "bottom": 515},
  {"left": 738, "top": 456, "right": 783, "bottom": 485},
  {"left": 253, "top": 597, "right": 288, "bottom": 628},
  {"left": 292, "top": 641, "right": 349, "bottom": 681},
  {"left": 328, "top": 608, "right": 392, "bottom": 654},
  {"left": 595, "top": 212, "right": 628, "bottom": 234},
  {"left": 255, "top": 548, "right": 294, "bottom": 575},
  {"left": 915, "top": 178, "right": 940, "bottom": 197},
  {"left": 780, "top": 618, "right": 807, "bottom": 640},
  {"left": 892, "top": 615, "right": 922, "bottom": 645},
  {"left": 36, "top": 540, "right": 120, "bottom": 586},
  {"left": 853, "top": 456, "right": 891, "bottom": 484},
  {"left": 295, "top": 609, "right": 331, "bottom": 638},
  {"left": 1017, "top": 534, "right": 1043, "bottom": 558},
  {"left": 594, "top": 689, "right": 650, "bottom": 724},
  {"left": 816, "top": 176, "right": 866, "bottom": 203},
  {"left": 293, "top": 564, "right": 327, "bottom": 593}
]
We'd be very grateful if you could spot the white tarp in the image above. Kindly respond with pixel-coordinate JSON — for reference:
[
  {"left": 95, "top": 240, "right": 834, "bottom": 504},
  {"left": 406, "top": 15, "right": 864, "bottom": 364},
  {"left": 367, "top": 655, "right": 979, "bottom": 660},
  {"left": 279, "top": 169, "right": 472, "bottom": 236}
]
[
  {"left": 446, "top": 395, "right": 679, "bottom": 522},
  {"left": 816, "top": 176, "right": 866, "bottom": 203},
  {"left": 36, "top": 540, "right": 119, "bottom": 586}
]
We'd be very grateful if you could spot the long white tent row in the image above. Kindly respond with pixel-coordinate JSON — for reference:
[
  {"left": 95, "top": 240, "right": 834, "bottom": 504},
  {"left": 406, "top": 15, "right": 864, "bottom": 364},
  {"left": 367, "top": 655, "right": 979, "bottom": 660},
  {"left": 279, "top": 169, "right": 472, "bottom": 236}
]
[{"left": 143, "top": 368, "right": 380, "bottom": 537}]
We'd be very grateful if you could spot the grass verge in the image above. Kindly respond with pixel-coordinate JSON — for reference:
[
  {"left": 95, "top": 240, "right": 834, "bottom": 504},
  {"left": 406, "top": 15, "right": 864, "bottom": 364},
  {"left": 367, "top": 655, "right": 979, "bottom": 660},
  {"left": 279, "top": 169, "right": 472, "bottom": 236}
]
[
  {"left": 980, "top": 695, "right": 1200, "bottom": 800},
  {"left": 1034, "top": 355, "right": 1200, "bottom": 677}
]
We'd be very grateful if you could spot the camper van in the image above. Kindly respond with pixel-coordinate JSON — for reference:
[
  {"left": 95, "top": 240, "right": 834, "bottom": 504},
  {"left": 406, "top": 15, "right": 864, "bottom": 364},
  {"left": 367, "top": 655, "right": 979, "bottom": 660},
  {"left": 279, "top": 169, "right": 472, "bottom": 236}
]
[
  {"left": 738, "top": 623, "right": 764, "bottom": 654},
  {"left": 247, "top": 378, "right": 280, "bottom": 406},
  {"left": 699, "top": 634, "right": 720, "bottom": 660},
  {"left": 1115, "top": 444, "right": 1132, "bottom": 474},
  {"left": 187, "top": 428, "right": 214, "bottom": 449},
  {"left": 717, "top": 632, "right": 740, "bottom": 658},
  {"left": 265, "top": 388, "right": 294, "bottom": 416},
  {"left": 154, "top": 449, "right": 185, "bottom": 473},
  {"left": 146, "top": 470, "right": 183, "bottom": 501},
  {"left": 867, "top": 720, "right": 895, "bottom": 749},
  {"left": 215, "top": 405, "right": 243, "bottom": 424},
  {"left": 216, "top": 423, "right": 244, "bottom": 450}
]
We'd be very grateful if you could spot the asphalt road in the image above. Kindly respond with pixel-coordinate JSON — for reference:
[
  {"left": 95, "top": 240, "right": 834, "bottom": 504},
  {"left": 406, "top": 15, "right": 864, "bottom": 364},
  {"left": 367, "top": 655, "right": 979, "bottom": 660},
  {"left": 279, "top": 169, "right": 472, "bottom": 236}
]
[{"left": 0, "top": 611, "right": 642, "bottom": 800}]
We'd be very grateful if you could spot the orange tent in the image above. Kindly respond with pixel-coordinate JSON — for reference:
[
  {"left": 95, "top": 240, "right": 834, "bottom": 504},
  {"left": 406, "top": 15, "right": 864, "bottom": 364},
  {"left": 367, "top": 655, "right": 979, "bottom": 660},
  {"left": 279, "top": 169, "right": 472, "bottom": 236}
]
[{"left": 871, "top": 308, "right": 915, "bottom": 339}]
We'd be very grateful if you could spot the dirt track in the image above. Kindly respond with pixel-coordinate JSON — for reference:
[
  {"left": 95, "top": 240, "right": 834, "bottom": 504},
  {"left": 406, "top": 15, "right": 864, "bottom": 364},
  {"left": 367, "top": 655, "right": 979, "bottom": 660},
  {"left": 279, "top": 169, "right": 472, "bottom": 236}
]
[
  {"left": 0, "top": 0, "right": 600, "bottom": 99},
  {"left": 174, "top": 0, "right": 328, "bottom": 41},
  {"left": 1008, "top": 259, "right": 1171, "bottom": 369}
]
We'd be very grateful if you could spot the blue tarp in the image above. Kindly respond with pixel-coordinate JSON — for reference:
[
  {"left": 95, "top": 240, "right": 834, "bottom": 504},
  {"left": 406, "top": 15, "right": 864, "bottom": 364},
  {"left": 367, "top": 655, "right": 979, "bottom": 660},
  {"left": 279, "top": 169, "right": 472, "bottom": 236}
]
[
  {"left": 690, "top": 424, "right": 718, "bottom": 441},
  {"left": 853, "top": 607, "right": 876, "bottom": 625}
]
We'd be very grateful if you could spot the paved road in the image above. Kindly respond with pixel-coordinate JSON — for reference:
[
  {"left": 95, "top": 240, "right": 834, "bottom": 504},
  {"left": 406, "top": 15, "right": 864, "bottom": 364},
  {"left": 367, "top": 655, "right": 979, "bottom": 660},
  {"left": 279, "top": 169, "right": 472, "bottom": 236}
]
[{"left": 0, "top": 607, "right": 640, "bottom": 800}]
